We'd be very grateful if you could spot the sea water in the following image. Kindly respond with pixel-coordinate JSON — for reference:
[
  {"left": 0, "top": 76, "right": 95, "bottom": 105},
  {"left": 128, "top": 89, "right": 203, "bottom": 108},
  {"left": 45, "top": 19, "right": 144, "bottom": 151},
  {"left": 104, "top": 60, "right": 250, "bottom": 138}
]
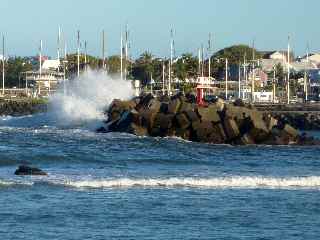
[{"left": 0, "top": 70, "right": 320, "bottom": 239}]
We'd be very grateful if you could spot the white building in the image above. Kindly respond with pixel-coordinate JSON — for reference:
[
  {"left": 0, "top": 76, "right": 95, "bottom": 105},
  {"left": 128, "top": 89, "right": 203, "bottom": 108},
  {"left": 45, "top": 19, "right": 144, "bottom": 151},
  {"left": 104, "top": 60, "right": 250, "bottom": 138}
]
[
  {"left": 300, "top": 53, "right": 320, "bottom": 65},
  {"left": 23, "top": 59, "right": 64, "bottom": 96}
]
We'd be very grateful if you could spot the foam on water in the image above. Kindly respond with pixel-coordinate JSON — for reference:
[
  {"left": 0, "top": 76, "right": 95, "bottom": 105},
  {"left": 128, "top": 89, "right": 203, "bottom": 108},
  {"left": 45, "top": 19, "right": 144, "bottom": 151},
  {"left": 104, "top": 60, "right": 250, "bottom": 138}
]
[{"left": 62, "top": 176, "right": 320, "bottom": 190}]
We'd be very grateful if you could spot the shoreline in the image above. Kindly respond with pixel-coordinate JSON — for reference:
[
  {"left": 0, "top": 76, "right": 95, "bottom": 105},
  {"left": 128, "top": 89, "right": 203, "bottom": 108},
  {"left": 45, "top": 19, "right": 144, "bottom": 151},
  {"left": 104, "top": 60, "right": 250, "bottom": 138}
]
[{"left": 0, "top": 98, "right": 48, "bottom": 116}]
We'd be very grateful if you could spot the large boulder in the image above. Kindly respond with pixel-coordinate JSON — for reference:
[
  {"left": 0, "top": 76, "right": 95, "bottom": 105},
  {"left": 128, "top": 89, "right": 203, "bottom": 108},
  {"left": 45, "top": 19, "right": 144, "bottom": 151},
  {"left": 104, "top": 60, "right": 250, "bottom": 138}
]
[
  {"left": 175, "top": 113, "right": 191, "bottom": 129},
  {"left": 108, "top": 99, "right": 136, "bottom": 121},
  {"left": 179, "top": 101, "right": 193, "bottom": 113},
  {"left": 192, "top": 121, "right": 215, "bottom": 142},
  {"left": 185, "top": 110, "right": 200, "bottom": 123},
  {"left": 197, "top": 106, "right": 221, "bottom": 123},
  {"left": 168, "top": 99, "right": 181, "bottom": 114},
  {"left": 15, "top": 165, "right": 47, "bottom": 176},
  {"left": 147, "top": 99, "right": 161, "bottom": 112},
  {"left": 140, "top": 109, "right": 158, "bottom": 130},
  {"left": 223, "top": 118, "right": 240, "bottom": 140}
]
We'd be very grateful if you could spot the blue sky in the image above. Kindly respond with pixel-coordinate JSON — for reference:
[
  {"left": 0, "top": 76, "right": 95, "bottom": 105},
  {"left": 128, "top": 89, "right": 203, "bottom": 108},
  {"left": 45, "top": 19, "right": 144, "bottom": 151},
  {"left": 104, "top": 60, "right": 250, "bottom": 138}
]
[{"left": 0, "top": 0, "right": 318, "bottom": 58}]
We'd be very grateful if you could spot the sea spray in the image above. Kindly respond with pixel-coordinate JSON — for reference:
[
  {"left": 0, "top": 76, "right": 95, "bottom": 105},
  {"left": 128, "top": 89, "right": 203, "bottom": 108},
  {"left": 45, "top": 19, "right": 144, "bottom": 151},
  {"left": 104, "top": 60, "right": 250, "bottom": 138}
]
[{"left": 49, "top": 69, "right": 134, "bottom": 126}]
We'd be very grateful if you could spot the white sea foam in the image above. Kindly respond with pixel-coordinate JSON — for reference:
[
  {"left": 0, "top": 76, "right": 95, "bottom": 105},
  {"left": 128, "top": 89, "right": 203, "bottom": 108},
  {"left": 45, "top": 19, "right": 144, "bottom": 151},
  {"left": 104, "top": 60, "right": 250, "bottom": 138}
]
[
  {"left": 62, "top": 176, "right": 320, "bottom": 190},
  {"left": 49, "top": 69, "right": 134, "bottom": 126},
  {"left": 0, "top": 180, "right": 14, "bottom": 186}
]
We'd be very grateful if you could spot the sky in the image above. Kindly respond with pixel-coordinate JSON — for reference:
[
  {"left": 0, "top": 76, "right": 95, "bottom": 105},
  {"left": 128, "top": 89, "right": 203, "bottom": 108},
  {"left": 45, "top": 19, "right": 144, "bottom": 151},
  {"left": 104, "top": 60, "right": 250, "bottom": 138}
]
[{"left": 0, "top": 0, "right": 319, "bottom": 58}]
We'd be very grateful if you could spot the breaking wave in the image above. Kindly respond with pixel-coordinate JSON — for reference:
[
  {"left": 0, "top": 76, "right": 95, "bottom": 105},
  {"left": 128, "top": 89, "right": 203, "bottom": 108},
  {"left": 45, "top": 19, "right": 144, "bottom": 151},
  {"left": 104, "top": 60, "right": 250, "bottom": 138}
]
[
  {"left": 62, "top": 176, "right": 320, "bottom": 190},
  {"left": 49, "top": 69, "right": 134, "bottom": 126}
]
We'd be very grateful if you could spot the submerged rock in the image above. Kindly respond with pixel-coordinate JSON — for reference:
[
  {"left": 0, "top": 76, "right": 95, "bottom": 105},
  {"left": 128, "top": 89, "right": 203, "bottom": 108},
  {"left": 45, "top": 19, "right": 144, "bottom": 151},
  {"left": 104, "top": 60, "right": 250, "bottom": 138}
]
[
  {"left": 14, "top": 165, "right": 47, "bottom": 176},
  {"left": 100, "top": 95, "right": 316, "bottom": 146}
]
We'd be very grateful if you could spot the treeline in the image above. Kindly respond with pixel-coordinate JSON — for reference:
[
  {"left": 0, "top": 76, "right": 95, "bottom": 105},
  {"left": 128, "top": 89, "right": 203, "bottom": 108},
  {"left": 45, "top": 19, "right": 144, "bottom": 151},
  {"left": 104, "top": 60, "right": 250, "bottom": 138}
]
[{"left": 1, "top": 44, "right": 292, "bottom": 88}]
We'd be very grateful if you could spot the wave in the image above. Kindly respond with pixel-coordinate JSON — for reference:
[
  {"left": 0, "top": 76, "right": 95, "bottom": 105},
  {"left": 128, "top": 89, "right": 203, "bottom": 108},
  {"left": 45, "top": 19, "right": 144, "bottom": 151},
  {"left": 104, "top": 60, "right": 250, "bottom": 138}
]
[
  {"left": 62, "top": 176, "right": 320, "bottom": 190},
  {"left": 0, "top": 179, "right": 33, "bottom": 187}
]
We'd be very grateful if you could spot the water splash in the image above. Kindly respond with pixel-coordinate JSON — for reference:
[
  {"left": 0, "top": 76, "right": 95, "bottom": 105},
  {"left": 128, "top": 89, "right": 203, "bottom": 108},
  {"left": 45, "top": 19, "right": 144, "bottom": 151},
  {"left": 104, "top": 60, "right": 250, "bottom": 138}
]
[{"left": 49, "top": 69, "right": 134, "bottom": 126}]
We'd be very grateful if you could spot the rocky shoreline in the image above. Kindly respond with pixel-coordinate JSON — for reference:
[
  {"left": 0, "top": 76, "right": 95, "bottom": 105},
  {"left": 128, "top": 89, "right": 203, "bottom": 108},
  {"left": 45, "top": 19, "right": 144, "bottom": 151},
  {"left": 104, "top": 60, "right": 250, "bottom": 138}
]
[
  {"left": 0, "top": 99, "right": 47, "bottom": 116},
  {"left": 99, "top": 94, "right": 318, "bottom": 145}
]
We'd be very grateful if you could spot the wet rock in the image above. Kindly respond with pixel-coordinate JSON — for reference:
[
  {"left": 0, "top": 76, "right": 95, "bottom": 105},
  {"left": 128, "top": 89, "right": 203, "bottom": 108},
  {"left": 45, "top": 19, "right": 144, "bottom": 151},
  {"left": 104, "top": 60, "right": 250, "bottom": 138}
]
[
  {"left": 147, "top": 99, "right": 161, "bottom": 112},
  {"left": 176, "top": 128, "right": 191, "bottom": 140},
  {"left": 223, "top": 118, "right": 240, "bottom": 140},
  {"left": 185, "top": 110, "right": 200, "bottom": 123},
  {"left": 179, "top": 101, "right": 193, "bottom": 113},
  {"left": 15, "top": 165, "right": 47, "bottom": 176},
  {"left": 100, "top": 93, "right": 315, "bottom": 146},
  {"left": 168, "top": 99, "right": 181, "bottom": 114},
  {"left": 140, "top": 109, "right": 158, "bottom": 129},
  {"left": 197, "top": 106, "right": 221, "bottom": 123},
  {"left": 175, "top": 113, "right": 190, "bottom": 129}
]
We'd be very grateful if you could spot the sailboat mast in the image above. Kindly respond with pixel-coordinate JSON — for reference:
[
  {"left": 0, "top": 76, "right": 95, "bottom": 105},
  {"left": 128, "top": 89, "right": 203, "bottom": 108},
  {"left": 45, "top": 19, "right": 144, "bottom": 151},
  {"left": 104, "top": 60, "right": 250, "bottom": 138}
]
[
  {"left": 198, "top": 48, "right": 201, "bottom": 77},
  {"left": 287, "top": 36, "right": 290, "bottom": 104},
  {"left": 120, "top": 33, "right": 123, "bottom": 80},
  {"left": 169, "top": 29, "right": 174, "bottom": 96},
  {"left": 2, "top": 35, "right": 4, "bottom": 95},
  {"left": 57, "top": 26, "right": 61, "bottom": 63},
  {"left": 208, "top": 33, "right": 212, "bottom": 79},
  {"left": 102, "top": 30, "right": 105, "bottom": 69},
  {"left": 251, "top": 39, "right": 255, "bottom": 103},
  {"left": 125, "top": 24, "right": 128, "bottom": 81},
  {"left": 305, "top": 43, "right": 309, "bottom": 101},
  {"left": 77, "top": 30, "right": 80, "bottom": 77},
  {"left": 201, "top": 44, "right": 204, "bottom": 78},
  {"left": 84, "top": 41, "right": 87, "bottom": 71},
  {"left": 225, "top": 58, "right": 228, "bottom": 100},
  {"left": 238, "top": 63, "right": 241, "bottom": 98},
  {"left": 162, "top": 61, "right": 165, "bottom": 95}
]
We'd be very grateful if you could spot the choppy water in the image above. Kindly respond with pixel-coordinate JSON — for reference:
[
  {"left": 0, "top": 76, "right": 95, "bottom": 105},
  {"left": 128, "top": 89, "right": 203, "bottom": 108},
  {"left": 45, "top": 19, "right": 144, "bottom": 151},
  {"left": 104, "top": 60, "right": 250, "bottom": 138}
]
[{"left": 1, "top": 113, "right": 320, "bottom": 239}]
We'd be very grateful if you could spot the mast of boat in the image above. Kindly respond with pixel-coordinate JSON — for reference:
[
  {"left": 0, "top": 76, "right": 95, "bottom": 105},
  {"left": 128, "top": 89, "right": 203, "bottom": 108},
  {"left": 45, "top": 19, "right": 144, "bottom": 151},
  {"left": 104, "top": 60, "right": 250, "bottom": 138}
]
[
  {"left": 84, "top": 40, "right": 87, "bottom": 71},
  {"left": 198, "top": 48, "right": 201, "bottom": 78},
  {"left": 125, "top": 23, "right": 129, "bottom": 81},
  {"left": 208, "top": 33, "right": 212, "bottom": 80},
  {"left": 201, "top": 44, "right": 204, "bottom": 78},
  {"left": 243, "top": 53, "right": 247, "bottom": 99},
  {"left": 273, "top": 66, "right": 276, "bottom": 103},
  {"left": 120, "top": 33, "right": 123, "bottom": 81},
  {"left": 39, "top": 39, "right": 42, "bottom": 95},
  {"left": 251, "top": 39, "right": 255, "bottom": 103},
  {"left": 2, "top": 35, "right": 5, "bottom": 95},
  {"left": 102, "top": 30, "right": 106, "bottom": 70},
  {"left": 57, "top": 27, "right": 61, "bottom": 66},
  {"left": 169, "top": 29, "right": 174, "bottom": 96},
  {"left": 64, "top": 41, "right": 67, "bottom": 95},
  {"left": 225, "top": 58, "right": 228, "bottom": 100},
  {"left": 77, "top": 30, "right": 80, "bottom": 77},
  {"left": 238, "top": 62, "right": 241, "bottom": 98},
  {"left": 287, "top": 36, "right": 290, "bottom": 104},
  {"left": 304, "top": 43, "right": 309, "bottom": 102},
  {"left": 162, "top": 61, "right": 165, "bottom": 95}
]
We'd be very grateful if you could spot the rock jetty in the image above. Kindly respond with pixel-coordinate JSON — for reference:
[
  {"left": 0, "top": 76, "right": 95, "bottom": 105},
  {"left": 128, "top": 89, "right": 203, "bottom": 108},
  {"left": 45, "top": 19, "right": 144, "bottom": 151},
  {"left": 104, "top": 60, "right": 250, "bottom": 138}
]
[
  {"left": 99, "top": 94, "right": 318, "bottom": 145},
  {"left": 0, "top": 99, "right": 47, "bottom": 116}
]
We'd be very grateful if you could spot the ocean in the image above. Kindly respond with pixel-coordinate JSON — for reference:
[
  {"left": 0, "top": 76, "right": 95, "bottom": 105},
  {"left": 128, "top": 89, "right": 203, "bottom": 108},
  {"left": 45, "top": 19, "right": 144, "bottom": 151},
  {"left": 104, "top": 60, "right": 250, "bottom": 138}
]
[{"left": 0, "top": 113, "right": 320, "bottom": 239}]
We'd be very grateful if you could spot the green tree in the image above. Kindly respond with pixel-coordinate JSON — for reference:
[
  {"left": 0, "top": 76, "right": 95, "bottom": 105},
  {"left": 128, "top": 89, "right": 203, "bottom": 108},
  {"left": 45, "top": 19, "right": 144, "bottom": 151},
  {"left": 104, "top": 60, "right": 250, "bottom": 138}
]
[
  {"left": 132, "top": 51, "right": 154, "bottom": 85},
  {"left": 210, "top": 45, "right": 261, "bottom": 78},
  {"left": 1, "top": 57, "right": 33, "bottom": 88}
]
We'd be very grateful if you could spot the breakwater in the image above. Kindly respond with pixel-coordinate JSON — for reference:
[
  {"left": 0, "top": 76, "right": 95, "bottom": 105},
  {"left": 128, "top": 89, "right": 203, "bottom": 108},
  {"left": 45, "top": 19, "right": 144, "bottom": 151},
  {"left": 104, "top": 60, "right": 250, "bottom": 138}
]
[
  {"left": 255, "top": 103, "right": 320, "bottom": 130},
  {"left": 100, "top": 94, "right": 317, "bottom": 145},
  {"left": 0, "top": 98, "right": 47, "bottom": 116}
]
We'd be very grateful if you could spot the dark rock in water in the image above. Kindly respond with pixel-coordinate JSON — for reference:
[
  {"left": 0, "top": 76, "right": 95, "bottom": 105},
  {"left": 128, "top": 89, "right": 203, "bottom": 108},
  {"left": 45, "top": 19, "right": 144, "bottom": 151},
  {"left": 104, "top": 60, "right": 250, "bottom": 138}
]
[
  {"left": 14, "top": 165, "right": 47, "bottom": 176},
  {"left": 101, "top": 93, "right": 317, "bottom": 145}
]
